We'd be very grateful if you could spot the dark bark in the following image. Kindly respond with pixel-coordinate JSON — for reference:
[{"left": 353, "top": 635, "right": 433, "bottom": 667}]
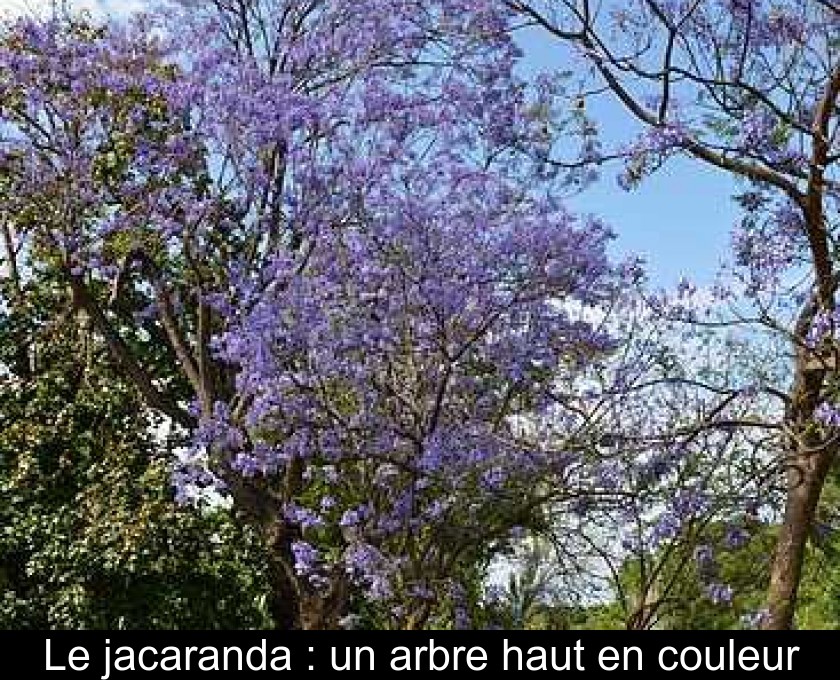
[
  {"left": 265, "top": 521, "right": 349, "bottom": 630},
  {"left": 299, "top": 574, "right": 349, "bottom": 631},
  {"left": 226, "top": 474, "right": 350, "bottom": 630},
  {"left": 264, "top": 519, "right": 303, "bottom": 630}
]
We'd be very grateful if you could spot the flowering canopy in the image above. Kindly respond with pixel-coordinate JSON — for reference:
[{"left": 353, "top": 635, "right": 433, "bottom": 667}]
[{"left": 0, "top": 2, "right": 631, "bottom": 627}]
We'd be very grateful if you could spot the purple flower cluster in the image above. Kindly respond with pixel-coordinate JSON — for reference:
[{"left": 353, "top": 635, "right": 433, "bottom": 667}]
[
  {"left": 814, "top": 402, "right": 840, "bottom": 427},
  {"left": 618, "top": 122, "right": 689, "bottom": 191},
  {"left": 291, "top": 541, "right": 319, "bottom": 576},
  {"left": 731, "top": 200, "right": 805, "bottom": 298},
  {"left": 805, "top": 310, "right": 840, "bottom": 349},
  {"left": 705, "top": 582, "right": 734, "bottom": 605},
  {"left": 724, "top": 526, "right": 751, "bottom": 550}
]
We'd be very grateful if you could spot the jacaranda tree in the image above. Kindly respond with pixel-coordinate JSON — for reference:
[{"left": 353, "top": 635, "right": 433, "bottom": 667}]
[
  {"left": 0, "top": 3, "right": 630, "bottom": 628},
  {"left": 526, "top": 288, "right": 780, "bottom": 629},
  {"left": 508, "top": 0, "right": 840, "bottom": 628}
]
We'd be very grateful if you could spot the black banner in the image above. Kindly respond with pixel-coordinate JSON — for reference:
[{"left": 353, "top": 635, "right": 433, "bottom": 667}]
[{"left": 0, "top": 630, "right": 828, "bottom": 677}]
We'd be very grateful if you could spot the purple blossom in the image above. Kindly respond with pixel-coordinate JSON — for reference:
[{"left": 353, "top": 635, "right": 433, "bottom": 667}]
[
  {"left": 672, "top": 488, "right": 711, "bottom": 519},
  {"left": 409, "top": 584, "right": 436, "bottom": 601},
  {"left": 694, "top": 544, "right": 715, "bottom": 568},
  {"left": 0, "top": 1, "right": 650, "bottom": 623},
  {"left": 340, "top": 507, "right": 367, "bottom": 528},
  {"left": 741, "top": 608, "right": 771, "bottom": 630},
  {"left": 285, "top": 504, "right": 325, "bottom": 530},
  {"left": 805, "top": 310, "right": 840, "bottom": 349},
  {"left": 651, "top": 512, "right": 682, "bottom": 545},
  {"left": 815, "top": 402, "right": 840, "bottom": 427},
  {"left": 724, "top": 526, "right": 751, "bottom": 550},
  {"left": 291, "top": 541, "right": 319, "bottom": 576},
  {"left": 705, "top": 582, "right": 734, "bottom": 605},
  {"left": 481, "top": 466, "right": 507, "bottom": 491}
]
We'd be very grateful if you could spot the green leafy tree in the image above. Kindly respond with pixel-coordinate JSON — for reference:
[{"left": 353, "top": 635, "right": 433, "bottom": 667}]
[{"left": 0, "top": 267, "right": 271, "bottom": 629}]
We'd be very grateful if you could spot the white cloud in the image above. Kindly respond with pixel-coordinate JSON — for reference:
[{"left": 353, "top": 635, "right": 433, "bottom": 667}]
[
  {"left": 100, "top": 0, "right": 148, "bottom": 14},
  {"left": 0, "top": 0, "right": 147, "bottom": 18}
]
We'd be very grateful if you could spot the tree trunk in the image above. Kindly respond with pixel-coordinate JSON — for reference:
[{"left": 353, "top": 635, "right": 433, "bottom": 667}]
[
  {"left": 299, "top": 579, "right": 349, "bottom": 630},
  {"left": 263, "top": 516, "right": 349, "bottom": 630},
  {"left": 225, "top": 465, "right": 352, "bottom": 629},
  {"left": 265, "top": 521, "right": 303, "bottom": 630},
  {"left": 764, "top": 444, "right": 833, "bottom": 629},
  {"left": 764, "top": 336, "right": 836, "bottom": 629}
]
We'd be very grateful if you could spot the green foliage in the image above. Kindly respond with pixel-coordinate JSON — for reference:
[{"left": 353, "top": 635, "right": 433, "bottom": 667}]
[
  {"left": 0, "top": 278, "right": 270, "bottom": 629},
  {"left": 655, "top": 527, "right": 775, "bottom": 630},
  {"left": 794, "top": 468, "right": 840, "bottom": 630}
]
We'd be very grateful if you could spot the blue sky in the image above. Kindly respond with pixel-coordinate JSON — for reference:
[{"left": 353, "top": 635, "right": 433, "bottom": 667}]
[
  {"left": 569, "top": 156, "right": 738, "bottom": 288},
  {"left": 519, "top": 28, "right": 740, "bottom": 289}
]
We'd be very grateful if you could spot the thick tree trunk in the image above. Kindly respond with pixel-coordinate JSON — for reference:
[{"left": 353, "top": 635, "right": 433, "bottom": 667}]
[
  {"left": 264, "top": 516, "right": 349, "bottom": 630},
  {"left": 226, "top": 463, "right": 351, "bottom": 629},
  {"left": 264, "top": 521, "right": 303, "bottom": 630},
  {"left": 224, "top": 476, "right": 303, "bottom": 629},
  {"left": 765, "top": 65, "right": 840, "bottom": 629},
  {"left": 762, "top": 278, "right": 836, "bottom": 630},
  {"left": 299, "top": 579, "right": 349, "bottom": 630},
  {"left": 764, "top": 445, "right": 833, "bottom": 629}
]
